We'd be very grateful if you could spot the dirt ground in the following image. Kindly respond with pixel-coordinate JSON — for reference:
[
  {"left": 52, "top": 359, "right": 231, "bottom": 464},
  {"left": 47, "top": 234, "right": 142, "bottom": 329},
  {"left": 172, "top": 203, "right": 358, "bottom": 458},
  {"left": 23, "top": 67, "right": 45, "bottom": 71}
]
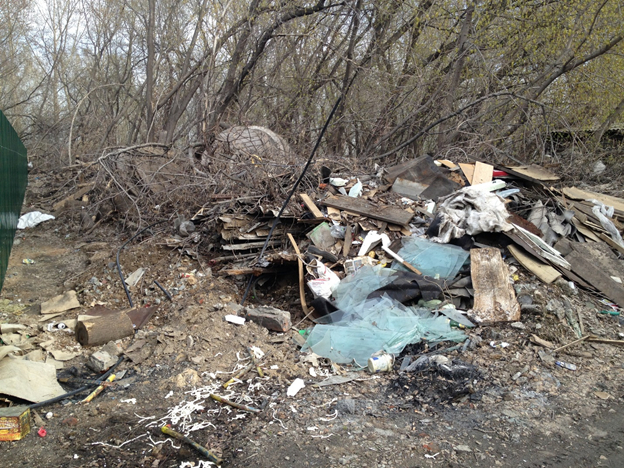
[{"left": 1, "top": 180, "right": 624, "bottom": 468}]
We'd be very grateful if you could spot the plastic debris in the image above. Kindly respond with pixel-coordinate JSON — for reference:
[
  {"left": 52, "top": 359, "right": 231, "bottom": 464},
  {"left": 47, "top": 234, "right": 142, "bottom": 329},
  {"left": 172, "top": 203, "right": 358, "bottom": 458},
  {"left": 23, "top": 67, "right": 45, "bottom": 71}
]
[
  {"left": 392, "top": 237, "right": 469, "bottom": 279},
  {"left": 286, "top": 378, "right": 305, "bottom": 397},
  {"left": 555, "top": 361, "right": 577, "bottom": 371},
  {"left": 17, "top": 211, "right": 55, "bottom": 229},
  {"left": 428, "top": 186, "right": 513, "bottom": 243},
  {"left": 224, "top": 315, "right": 245, "bottom": 325},
  {"left": 302, "top": 295, "right": 465, "bottom": 367}
]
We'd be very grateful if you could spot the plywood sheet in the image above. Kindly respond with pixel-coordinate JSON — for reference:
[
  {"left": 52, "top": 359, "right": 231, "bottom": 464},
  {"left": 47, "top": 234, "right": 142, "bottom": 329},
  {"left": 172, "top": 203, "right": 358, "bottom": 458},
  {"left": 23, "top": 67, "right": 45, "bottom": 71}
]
[
  {"left": 471, "top": 161, "right": 493, "bottom": 185},
  {"left": 459, "top": 163, "right": 475, "bottom": 184},
  {"left": 470, "top": 248, "right": 520, "bottom": 323}
]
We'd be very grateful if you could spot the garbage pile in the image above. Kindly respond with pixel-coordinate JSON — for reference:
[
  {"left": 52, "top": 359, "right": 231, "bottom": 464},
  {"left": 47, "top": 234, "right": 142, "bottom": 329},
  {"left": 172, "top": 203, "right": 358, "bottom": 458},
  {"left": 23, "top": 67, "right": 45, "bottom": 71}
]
[{"left": 201, "top": 154, "right": 624, "bottom": 368}]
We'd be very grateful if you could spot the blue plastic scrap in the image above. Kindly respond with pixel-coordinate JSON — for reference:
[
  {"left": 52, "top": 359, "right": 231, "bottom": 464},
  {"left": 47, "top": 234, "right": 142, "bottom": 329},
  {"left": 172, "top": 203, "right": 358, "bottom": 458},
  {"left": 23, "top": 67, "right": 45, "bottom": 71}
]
[
  {"left": 392, "top": 236, "right": 469, "bottom": 279},
  {"left": 302, "top": 294, "right": 466, "bottom": 367}
]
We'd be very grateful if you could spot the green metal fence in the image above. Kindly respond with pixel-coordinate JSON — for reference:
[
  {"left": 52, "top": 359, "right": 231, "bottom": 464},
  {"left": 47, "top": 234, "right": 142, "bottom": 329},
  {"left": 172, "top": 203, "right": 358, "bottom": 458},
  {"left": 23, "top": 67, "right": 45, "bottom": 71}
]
[{"left": 0, "top": 111, "right": 28, "bottom": 293}]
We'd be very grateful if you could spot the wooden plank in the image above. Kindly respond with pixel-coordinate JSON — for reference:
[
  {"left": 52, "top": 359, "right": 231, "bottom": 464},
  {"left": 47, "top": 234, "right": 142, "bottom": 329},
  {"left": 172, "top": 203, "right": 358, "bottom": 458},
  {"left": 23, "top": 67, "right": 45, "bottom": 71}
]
[
  {"left": 458, "top": 163, "right": 475, "bottom": 184},
  {"left": 326, "top": 206, "right": 341, "bottom": 222},
  {"left": 299, "top": 193, "right": 325, "bottom": 219},
  {"left": 562, "top": 187, "right": 624, "bottom": 215},
  {"left": 437, "top": 159, "right": 459, "bottom": 170},
  {"left": 221, "top": 268, "right": 281, "bottom": 276},
  {"left": 509, "top": 224, "right": 571, "bottom": 269},
  {"left": 471, "top": 161, "right": 493, "bottom": 185},
  {"left": 470, "top": 248, "right": 520, "bottom": 324},
  {"left": 506, "top": 164, "right": 560, "bottom": 181},
  {"left": 222, "top": 241, "right": 278, "bottom": 251},
  {"left": 571, "top": 217, "right": 601, "bottom": 242},
  {"left": 599, "top": 233, "right": 624, "bottom": 255},
  {"left": 287, "top": 233, "right": 309, "bottom": 315},
  {"left": 321, "top": 195, "right": 414, "bottom": 227},
  {"left": 508, "top": 244, "right": 561, "bottom": 284},
  {"left": 565, "top": 249, "right": 624, "bottom": 307},
  {"left": 342, "top": 225, "right": 352, "bottom": 257}
]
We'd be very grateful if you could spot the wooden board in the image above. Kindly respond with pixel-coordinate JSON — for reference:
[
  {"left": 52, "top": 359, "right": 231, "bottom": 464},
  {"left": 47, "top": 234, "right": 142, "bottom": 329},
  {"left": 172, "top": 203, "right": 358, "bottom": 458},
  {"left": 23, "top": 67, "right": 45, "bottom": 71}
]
[
  {"left": 508, "top": 244, "right": 561, "bottom": 284},
  {"left": 437, "top": 159, "right": 459, "bottom": 170},
  {"left": 326, "top": 206, "right": 341, "bottom": 222},
  {"left": 571, "top": 217, "right": 601, "bottom": 242},
  {"left": 342, "top": 224, "right": 352, "bottom": 257},
  {"left": 470, "top": 248, "right": 521, "bottom": 323},
  {"left": 458, "top": 163, "right": 475, "bottom": 184},
  {"left": 321, "top": 195, "right": 414, "bottom": 227},
  {"left": 471, "top": 161, "right": 493, "bottom": 185},
  {"left": 562, "top": 187, "right": 624, "bottom": 215},
  {"left": 508, "top": 224, "right": 571, "bottom": 269},
  {"left": 287, "top": 233, "right": 309, "bottom": 314},
  {"left": 299, "top": 193, "right": 325, "bottom": 219},
  {"left": 222, "top": 241, "right": 278, "bottom": 251},
  {"left": 565, "top": 249, "right": 624, "bottom": 307},
  {"left": 599, "top": 233, "right": 624, "bottom": 255},
  {"left": 505, "top": 164, "right": 560, "bottom": 182}
]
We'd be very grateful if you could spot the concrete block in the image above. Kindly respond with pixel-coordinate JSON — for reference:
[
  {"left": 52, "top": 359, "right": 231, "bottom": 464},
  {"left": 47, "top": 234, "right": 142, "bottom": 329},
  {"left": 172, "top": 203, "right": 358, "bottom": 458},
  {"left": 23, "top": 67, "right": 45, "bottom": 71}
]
[{"left": 245, "top": 306, "right": 291, "bottom": 332}]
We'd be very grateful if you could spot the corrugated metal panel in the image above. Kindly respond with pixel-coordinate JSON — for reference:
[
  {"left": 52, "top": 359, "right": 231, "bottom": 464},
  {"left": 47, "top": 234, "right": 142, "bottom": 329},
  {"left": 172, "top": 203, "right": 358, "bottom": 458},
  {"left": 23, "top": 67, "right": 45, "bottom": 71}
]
[{"left": 0, "top": 111, "right": 28, "bottom": 292}]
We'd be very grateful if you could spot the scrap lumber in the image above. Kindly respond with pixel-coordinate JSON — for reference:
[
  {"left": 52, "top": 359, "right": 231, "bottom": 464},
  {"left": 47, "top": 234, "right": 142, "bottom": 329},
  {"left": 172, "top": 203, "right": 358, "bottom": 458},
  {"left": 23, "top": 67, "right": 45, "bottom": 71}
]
[
  {"left": 503, "top": 165, "right": 560, "bottom": 182},
  {"left": 470, "top": 248, "right": 520, "bottom": 323},
  {"left": 564, "top": 249, "right": 624, "bottom": 307},
  {"left": 507, "top": 225, "right": 571, "bottom": 269},
  {"left": 322, "top": 195, "right": 414, "bottom": 227},
  {"left": 222, "top": 241, "right": 278, "bottom": 251},
  {"left": 507, "top": 244, "right": 561, "bottom": 284},
  {"left": 471, "top": 161, "right": 493, "bottom": 185},
  {"left": 562, "top": 187, "right": 624, "bottom": 216},
  {"left": 570, "top": 217, "right": 601, "bottom": 242},
  {"left": 299, "top": 193, "right": 325, "bottom": 219},
  {"left": 599, "top": 233, "right": 624, "bottom": 255},
  {"left": 437, "top": 159, "right": 459, "bottom": 170},
  {"left": 342, "top": 225, "right": 352, "bottom": 257},
  {"left": 458, "top": 163, "right": 475, "bottom": 184},
  {"left": 220, "top": 268, "right": 280, "bottom": 276},
  {"left": 287, "top": 233, "right": 309, "bottom": 314}
]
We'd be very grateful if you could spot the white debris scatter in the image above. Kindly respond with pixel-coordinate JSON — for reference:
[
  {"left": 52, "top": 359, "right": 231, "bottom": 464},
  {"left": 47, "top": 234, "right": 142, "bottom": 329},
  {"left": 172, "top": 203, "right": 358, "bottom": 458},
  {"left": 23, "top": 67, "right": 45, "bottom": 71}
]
[
  {"left": 120, "top": 398, "right": 137, "bottom": 404},
  {"left": 286, "top": 378, "right": 305, "bottom": 397},
  {"left": 180, "top": 461, "right": 216, "bottom": 468},
  {"left": 224, "top": 315, "right": 245, "bottom": 325}
]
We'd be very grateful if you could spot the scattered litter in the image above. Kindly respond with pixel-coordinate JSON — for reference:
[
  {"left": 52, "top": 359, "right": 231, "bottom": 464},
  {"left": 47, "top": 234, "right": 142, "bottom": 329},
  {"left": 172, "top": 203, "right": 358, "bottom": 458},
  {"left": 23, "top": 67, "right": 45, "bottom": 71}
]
[
  {"left": 224, "top": 315, "right": 245, "bottom": 325},
  {"left": 287, "top": 378, "right": 305, "bottom": 397},
  {"left": 0, "top": 359, "right": 66, "bottom": 403},
  {"left": 555, "top": 361, "right": 577, "bottom": 371},
  {"left": 17, "top": 211, "right": 55, "bottom": 229},
  {"left": 40, "top": 291, "right": 80, "bottom": 315}
]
